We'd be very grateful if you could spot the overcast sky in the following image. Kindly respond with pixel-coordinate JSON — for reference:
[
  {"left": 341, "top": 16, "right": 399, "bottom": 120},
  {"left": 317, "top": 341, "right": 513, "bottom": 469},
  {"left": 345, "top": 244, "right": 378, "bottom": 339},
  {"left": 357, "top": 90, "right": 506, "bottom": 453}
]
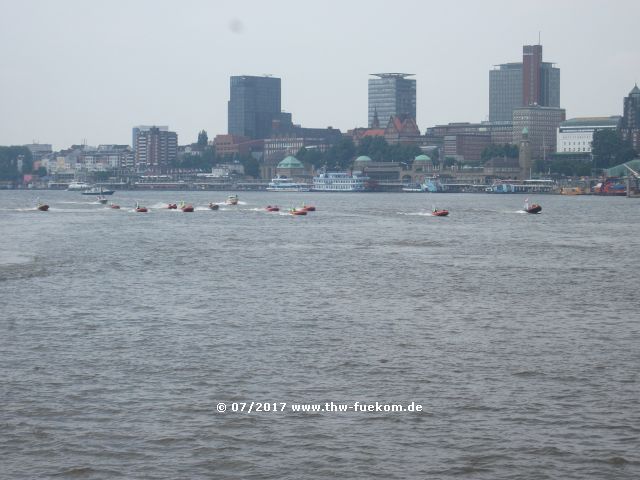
[{"left": 1, "top": 0, "right": 638, "bottom": 150}]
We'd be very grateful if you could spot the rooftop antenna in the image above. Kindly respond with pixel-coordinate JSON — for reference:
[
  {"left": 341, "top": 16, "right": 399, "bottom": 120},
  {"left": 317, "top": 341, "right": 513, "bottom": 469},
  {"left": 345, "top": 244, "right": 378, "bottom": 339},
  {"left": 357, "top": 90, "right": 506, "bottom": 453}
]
[{"left": 538, "top": 31, "right": 541, "bottom": 45}]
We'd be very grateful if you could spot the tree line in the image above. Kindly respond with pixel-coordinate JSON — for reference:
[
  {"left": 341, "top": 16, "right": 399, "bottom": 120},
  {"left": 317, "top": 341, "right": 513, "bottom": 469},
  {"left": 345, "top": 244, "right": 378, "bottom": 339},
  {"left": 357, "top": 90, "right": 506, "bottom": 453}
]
[
  {"left": 297, "top": 136, "right": 425, "bottom": 171},
  {"left": 171, "top": 130, "right": 260, "bottom": 177},
  {"left": 0, "top": 146, "right": 34, "bottom": 181}
]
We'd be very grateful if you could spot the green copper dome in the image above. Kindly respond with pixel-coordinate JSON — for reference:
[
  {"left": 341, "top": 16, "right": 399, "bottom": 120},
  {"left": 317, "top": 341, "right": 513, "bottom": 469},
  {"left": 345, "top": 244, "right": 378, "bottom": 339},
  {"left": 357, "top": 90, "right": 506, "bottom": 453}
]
[
  {"left": 355, "top": 155, "right": 372, "bottom": 162},
  {"left": 414, "top": 154, "right": 432, "bottom": 162},
  {"left": 278, "top": 155, "right": 303, "bottom": 168}
]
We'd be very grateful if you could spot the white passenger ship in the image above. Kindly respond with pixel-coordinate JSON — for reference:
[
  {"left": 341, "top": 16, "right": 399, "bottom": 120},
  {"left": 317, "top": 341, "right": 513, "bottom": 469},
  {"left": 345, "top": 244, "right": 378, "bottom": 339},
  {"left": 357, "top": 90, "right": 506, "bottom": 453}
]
[
  {"left": 266, "top": 176, "right": 310, "bottom": 192},
  {"left": 66, "top": 181, "right": 91, "bottom": 191},
  {"left": 312, "top": 172, "right": 369, "bottom": 192}
]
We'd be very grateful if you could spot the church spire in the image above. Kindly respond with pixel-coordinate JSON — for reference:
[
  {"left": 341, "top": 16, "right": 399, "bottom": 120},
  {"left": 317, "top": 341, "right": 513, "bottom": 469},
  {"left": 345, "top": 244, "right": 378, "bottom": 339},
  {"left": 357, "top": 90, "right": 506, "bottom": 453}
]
[{"left": 372, "top": 107, "right": 380, "bottom": 128}]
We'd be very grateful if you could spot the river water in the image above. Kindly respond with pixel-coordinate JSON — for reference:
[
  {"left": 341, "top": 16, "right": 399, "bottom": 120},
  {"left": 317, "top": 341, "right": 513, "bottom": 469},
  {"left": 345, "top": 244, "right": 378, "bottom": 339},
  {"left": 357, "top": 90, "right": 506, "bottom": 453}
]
[{"left": 1, "top": 190, "right": 639, "bottom": 479}]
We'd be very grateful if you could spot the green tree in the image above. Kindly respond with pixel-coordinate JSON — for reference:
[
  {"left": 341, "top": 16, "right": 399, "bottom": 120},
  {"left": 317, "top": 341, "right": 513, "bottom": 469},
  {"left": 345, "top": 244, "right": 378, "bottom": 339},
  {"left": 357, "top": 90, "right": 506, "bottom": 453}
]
[
  {"left": 201, "top": 146, "right": 216, "bottom": 166},
  {"left": 534, "top": 158, "right": 547, "bottom": 174},
  {"left": 197, "top": 130, "right": 208, "bottom": 147},
  {"left": 592, "top": 129, "right": 636, "bottom": 169},
  {"left": 386, "top": 143, "right": 421, "bottom": 163},
  {"left": 357, "top": 136, "right": 388, "bottom": 161},
  {"left": 0, "top": 146, "right": 33, "bottom": 181},
  {"left": 239, "top": 155, "right": 260, "bottom": 178},
  {"left": 548, "top": 159, "right": 592, "bottom": 176},
  {"left": 175, "top": 148, "right": 216, "bottom": 170},
  {"left": 296, "top": 147, "right": 325, "bottom": 170},
  {"left": 481, "top": 143, "right": 519, "bottom": 163},
  {"left": 325, "top": 138, "right": 356, "bottom": 170}
]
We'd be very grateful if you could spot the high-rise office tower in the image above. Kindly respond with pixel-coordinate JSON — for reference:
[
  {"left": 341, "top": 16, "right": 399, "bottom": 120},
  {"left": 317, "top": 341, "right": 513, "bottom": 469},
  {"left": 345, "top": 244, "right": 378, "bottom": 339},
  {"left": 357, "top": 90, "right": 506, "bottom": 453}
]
[
  {"left": 489, "top": 45, "right": 560, "bottom": 122},
  {"left": 621, "top": 84, "right": 640, "bottom": 151},
  {"left": 228, "top": 75, "right": 281, "bottom": 139},
  {"left": 539, "top": 63, "right": 560, "bottom": 108},
  {"left": 522, "top": 44, "right": 543, "bottom": 106},
  {"left": 368, "top": 73, "right": 416, "bottom": 128},
  {"left": 489, "top": 63, "right": 523, "bottom": 123}
]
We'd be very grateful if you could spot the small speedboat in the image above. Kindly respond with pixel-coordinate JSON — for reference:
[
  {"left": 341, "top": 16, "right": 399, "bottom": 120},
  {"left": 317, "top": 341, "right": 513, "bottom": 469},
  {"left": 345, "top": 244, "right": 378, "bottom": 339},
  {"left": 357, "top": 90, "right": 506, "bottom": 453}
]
[
  {"left": 432, "top": 209, "right": 449, "bottom": 217},
  {"left": 135, "top": 203, "right": 148, "bottom": 213},
  {"left": 181, "top": 204, "right": 194, "bottom": 212},
  {"left": 225, "top": 195, "right": 239, "bottom": 205},
  {"left": 290, "top": 208, "right": 307, "bottom": 216},
  {"left": 525, "top": 204, "right": 542, "bottom": 214},
  {"left": 209, "top": 203, "right": 219, "bottom": 210},
  {"left": 97, "top": 196, "right": 108, "bottom": 205},
  {"left": 265, "top": 205, "right": 280, "bottom": 212},
  {"left": 167, "top": 203, "right": 177, "bottom": 209},
  {"left": 36, "top": 202, "right": 49, "bottom": 211},
  {"left": 300, "top": 204, "right": 316, "bottom": 212},
  {"left": 110, "top": 203, "right": 120, "bottom": 209}
]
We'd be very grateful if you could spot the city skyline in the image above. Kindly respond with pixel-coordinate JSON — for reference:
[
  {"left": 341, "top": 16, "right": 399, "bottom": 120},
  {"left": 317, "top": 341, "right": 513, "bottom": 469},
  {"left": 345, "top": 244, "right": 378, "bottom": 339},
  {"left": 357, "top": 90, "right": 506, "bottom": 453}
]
[{"left": 1, "top": 0, "right": 639, "bottom": 149}]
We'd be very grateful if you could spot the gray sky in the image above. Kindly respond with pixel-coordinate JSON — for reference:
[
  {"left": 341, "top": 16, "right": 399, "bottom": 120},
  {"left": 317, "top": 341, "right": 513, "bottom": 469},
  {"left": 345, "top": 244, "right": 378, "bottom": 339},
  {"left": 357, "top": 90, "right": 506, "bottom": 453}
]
[{"left": 1, "top": 0, "right": 638, "bottom": 150}]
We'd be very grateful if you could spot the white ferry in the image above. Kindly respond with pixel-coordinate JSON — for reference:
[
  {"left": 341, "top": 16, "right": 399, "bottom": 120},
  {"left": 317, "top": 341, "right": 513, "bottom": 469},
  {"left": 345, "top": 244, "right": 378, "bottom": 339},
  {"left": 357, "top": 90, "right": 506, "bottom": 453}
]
[
  {"left": 486, "top": 179, "right": 557, "bottom": 193},
  {"left": 312, "top": 172, "right": 369, "bottom": 192},
  {"left": 266, "top": 176, "right": 310, "bottom": 192},
  {"left": 66, "top": 181, "right": 91, "bottom": 191}
]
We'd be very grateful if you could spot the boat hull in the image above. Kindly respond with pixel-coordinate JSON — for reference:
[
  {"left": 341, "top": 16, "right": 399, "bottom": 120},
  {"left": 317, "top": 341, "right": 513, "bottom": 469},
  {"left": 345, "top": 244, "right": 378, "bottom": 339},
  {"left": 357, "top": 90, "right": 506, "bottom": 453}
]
[
  {"left": 526, "top": 205, "right": 542, "bottom": 214},
  {"left": 266, "top": 187, "right": 310, "bottom": 192},
  {"left": 82, "top": 190, "right": 114, "bottom": 195},
  {"left": 432, "top": 210, "right": 449, "bottom": 216}
]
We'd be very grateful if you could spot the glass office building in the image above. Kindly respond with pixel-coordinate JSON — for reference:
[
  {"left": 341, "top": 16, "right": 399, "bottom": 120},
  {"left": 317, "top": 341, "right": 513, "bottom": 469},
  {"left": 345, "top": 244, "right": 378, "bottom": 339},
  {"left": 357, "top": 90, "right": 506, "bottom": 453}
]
[
  {"left": 368, "top": 73, "right": 416, "bottom": 128},
  {"left": 489, "top": 63, "right": 523, "bottom": 122},
  {"left": 228, "top": 76, "right": 281, "bottom": 139},
  {"left": 489, "top": 45, "right": 560, "bottom": 123},
  {"left": 540, "top": 63, "right": 560, "bottom": 109}
]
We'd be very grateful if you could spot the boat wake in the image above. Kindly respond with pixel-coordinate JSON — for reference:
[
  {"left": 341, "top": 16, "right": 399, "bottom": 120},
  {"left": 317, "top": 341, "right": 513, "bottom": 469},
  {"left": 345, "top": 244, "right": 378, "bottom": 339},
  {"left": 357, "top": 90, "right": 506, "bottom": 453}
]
[
  {"left": 44, "top": 207, "right": 102, "bottom": 213},
  {"left": 151, "top": 202, "right": 171, "bottom": 209},
  {"left": 399, "top": 211, "right": 435, "bottom": 217},
  {"left": 14, "top": 207, "right": 42, "bottom": 212}
]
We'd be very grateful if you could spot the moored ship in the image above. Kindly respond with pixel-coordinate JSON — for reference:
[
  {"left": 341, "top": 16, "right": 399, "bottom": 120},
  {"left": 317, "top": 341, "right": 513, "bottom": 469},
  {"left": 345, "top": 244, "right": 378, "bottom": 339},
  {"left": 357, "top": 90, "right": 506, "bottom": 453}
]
[
  {"left": 312, "top": 172, "right": 369, "bottom": 192},
  {"left": 81, "top": 186, "right": 115, "bottom": 196},
  {"left": 266, "top": 176, "right": 310, "bottom": 192},
  {"left": 66, "top": 181, "right": 91, "bottom": 191}
]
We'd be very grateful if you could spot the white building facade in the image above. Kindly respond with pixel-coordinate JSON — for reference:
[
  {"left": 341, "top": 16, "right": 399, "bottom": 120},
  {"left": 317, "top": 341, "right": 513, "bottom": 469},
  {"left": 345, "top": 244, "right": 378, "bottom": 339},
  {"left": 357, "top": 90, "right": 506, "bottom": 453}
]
[{"left": 556, "top": 116, "right": 621, "bottom": 153}]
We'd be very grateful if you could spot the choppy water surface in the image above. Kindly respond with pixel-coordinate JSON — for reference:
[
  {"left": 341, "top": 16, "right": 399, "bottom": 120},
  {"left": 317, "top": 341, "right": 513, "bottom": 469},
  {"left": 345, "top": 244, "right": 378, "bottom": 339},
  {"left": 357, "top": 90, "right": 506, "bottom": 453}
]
[{"left": 1, "top": 190, "right": 639, "bottom": 479}]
